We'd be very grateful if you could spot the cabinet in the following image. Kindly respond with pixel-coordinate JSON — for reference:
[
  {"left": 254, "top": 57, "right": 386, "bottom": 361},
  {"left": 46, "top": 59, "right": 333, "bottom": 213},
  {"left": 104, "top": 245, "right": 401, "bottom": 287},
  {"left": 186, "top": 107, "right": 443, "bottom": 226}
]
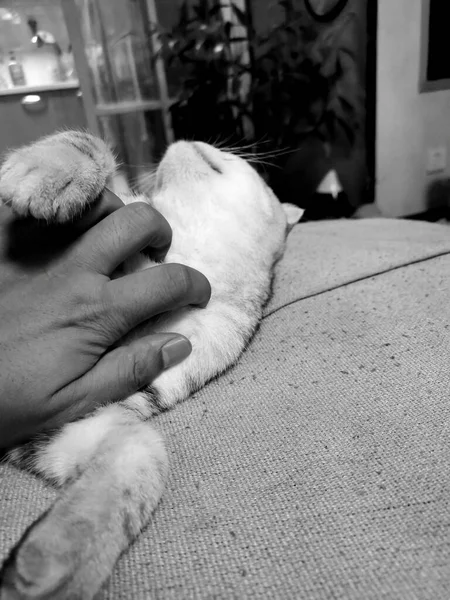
[
  {"left": 0, "top": 1, "right": 86, "bottom": 155},
  {"left": 0, "top": 0, "right": 173, "bottom": 182},
  {"left": 0, "top": 85, "right": 87, "bottom": 156}
]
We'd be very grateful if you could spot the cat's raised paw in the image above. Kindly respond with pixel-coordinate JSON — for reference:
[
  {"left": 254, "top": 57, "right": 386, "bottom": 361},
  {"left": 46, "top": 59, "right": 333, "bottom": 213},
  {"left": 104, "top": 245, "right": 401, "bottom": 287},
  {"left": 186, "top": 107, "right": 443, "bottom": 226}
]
[{"left": 0, "top": 131, "right": 116, "bottom": 223}]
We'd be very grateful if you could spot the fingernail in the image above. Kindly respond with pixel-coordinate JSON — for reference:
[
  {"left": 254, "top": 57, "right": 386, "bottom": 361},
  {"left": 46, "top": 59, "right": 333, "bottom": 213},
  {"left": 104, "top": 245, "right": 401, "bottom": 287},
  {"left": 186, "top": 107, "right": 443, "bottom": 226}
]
[{"left": 161, "top": 337, "right": 192, "bottom": 369}]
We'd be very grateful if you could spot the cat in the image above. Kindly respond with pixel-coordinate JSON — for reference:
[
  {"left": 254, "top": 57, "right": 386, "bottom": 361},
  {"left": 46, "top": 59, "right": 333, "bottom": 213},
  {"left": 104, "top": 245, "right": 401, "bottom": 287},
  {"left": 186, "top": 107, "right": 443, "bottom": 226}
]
[{"left": 0, "top": 130, "right": 302, "bottom": 599}]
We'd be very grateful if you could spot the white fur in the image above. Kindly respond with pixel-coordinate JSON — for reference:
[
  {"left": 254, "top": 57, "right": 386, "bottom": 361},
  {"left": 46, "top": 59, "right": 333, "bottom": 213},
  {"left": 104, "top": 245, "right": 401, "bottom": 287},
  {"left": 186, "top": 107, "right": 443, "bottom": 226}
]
[{"left": 0, "top": 133, "right": 302, "bottom": 599}]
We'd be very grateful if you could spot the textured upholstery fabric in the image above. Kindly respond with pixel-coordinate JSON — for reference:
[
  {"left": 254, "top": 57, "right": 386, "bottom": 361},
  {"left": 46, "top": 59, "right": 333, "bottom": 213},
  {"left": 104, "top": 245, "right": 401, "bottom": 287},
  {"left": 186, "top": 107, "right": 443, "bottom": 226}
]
[{"left": 2, "top": 218, "right": 450, "bottom": 598}]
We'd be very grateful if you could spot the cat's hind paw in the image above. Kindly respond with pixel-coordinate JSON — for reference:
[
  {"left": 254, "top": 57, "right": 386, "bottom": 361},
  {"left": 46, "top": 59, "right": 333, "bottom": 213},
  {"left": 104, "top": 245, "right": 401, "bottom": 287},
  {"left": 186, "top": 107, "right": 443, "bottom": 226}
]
[
  {"left": 0, "top": 131, "right": 116, "bottom": 223},
  {"left": 0, "top": 512, "right": 108, "bottom": 600},
  {"left": 0, "top": 536, "right": 70, "bottom": 600}
]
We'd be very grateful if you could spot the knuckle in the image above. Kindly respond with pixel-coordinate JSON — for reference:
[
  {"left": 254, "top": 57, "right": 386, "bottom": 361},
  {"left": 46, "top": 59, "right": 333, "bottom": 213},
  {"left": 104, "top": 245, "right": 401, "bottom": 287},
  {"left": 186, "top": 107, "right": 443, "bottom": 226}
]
[
  {"left": 126, "top": 349, "right": 150, "bottom": 389},
  {"left": 63, "top": 270, "right": 98, "bottom": 311}
]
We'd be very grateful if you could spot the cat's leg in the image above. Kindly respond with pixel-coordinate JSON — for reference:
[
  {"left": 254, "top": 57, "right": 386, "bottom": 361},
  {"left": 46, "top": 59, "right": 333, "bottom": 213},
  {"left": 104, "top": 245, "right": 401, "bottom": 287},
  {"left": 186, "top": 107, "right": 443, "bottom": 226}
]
[
  {"left": 0, "top": 300, "right": 259, "bottom": 596},
  {"left": 145, "top": 302, "right": 261, "bottom": 412},
  {"left": 0, "top": 297, "right": 255, "bottom": 598},
  {"left": 0, "top": 402, "right": 168, "bottom": 600},
  {"left": 6, "top": 399, "right": 153, "bottom": 485},
  {"left": 0, "top": 131, "right": 116, "bottom": 222}
]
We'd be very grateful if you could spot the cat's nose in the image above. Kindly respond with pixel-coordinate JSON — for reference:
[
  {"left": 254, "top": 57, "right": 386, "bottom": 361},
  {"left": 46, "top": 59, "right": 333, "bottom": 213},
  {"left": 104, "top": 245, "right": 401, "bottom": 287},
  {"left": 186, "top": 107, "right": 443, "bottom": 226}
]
[
  {"left": 192, "top": 143, "right": 222, "bottom": 174},
  {"left": 158, "top": 141, "right": 222, "bottom": 185}
]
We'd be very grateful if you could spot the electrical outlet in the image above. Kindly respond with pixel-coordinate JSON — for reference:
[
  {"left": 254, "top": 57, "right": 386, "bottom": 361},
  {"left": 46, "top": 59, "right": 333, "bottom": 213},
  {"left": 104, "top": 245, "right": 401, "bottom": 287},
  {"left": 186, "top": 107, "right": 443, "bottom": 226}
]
[{"left": 427, "top": 146, "right": 447, "bottom": 174}]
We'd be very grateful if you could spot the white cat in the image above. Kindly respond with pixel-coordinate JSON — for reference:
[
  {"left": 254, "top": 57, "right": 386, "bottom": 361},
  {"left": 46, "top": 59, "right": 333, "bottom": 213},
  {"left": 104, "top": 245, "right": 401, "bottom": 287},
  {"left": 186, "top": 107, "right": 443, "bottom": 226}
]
[{"left": 0, "top": 131, "right": 302, "bottom": 599}]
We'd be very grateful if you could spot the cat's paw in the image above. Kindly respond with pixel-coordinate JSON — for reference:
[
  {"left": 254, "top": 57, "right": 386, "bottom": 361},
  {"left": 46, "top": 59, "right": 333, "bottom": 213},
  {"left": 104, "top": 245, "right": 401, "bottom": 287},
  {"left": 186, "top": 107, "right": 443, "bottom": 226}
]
[
  {"left": 0, "top": 425, "right": 168, "bottom": 600},
  {"left": 0, "top": 535, "right": 71, "bottom": 600},
  {"left": 0, "top": 518, "right": 96, "bottom": 600},
  {"left": 0, "top": 493, "right": 116, "bottom": 600},
  {"left": 0, "top": 131, "right": 116, "bottom": 223}
]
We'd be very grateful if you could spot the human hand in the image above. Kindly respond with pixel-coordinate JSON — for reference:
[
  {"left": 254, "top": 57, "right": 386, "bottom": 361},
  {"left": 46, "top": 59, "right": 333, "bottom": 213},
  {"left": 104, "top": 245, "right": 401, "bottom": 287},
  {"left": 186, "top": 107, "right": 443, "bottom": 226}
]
[{"left": 0, "top": 192, "right": 211, "bottom": 448}]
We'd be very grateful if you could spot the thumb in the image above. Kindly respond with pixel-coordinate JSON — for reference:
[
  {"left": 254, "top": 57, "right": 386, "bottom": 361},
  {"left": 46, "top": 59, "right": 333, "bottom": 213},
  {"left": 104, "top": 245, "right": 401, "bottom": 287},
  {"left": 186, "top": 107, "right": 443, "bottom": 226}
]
[{"left": 53, "top": 333, "right": 192, "bottom": 423}]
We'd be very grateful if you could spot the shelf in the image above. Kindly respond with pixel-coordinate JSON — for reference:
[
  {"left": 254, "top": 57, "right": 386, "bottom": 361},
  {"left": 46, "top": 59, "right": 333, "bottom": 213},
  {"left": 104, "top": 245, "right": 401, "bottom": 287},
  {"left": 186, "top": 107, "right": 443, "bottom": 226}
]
[
  {"left": 95, "top": 98, "right": 177, "bottom": 116},
  {"left": 0, "top": 81, "right": 80, "bottom": 98}
]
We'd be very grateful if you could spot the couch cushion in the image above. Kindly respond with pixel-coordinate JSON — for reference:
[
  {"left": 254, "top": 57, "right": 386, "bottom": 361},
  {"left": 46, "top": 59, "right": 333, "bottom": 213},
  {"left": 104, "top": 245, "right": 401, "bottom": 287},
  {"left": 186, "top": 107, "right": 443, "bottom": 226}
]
[
  {"left": 2, "top": 218, "right": 450, "bottom": 599},
  {"left": 267, "top": 218, "right": 450, "bottom": 315}
]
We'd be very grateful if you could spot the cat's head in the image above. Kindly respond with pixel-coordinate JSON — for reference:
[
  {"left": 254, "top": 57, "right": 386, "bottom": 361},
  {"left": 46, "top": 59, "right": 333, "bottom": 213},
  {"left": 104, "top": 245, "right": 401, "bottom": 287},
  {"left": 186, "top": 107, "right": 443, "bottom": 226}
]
[{"left": 150, "top": 141, "right": 303, "bottom": 239}]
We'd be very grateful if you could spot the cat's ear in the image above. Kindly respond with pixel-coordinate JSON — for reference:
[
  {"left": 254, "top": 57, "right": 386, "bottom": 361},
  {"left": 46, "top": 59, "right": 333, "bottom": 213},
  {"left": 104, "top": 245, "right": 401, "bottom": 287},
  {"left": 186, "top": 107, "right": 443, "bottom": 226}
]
[{"left": 282, "top": 203, "right": 304, "bottom": 230}]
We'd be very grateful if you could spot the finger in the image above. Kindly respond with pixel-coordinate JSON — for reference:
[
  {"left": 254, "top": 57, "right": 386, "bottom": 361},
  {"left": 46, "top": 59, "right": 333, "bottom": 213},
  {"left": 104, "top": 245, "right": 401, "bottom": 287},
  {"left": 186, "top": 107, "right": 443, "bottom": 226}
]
[
  {"left": 71, "top": 188, "right": 124, "bottom": 231},
  {"left": 103, "top": 263, "right": 211, "bottom": 336},
  {"left": 50, "top": 333, "right": 192, "bottom": 423},
  {"left": 0, "top": 190, "right": 124, "bottom": 268},
  {"left": 71, "top": 190, "right": 169, "bottom": 261},
  {"left": 73, "top": 202, "right": 172, "bottom": 275}
]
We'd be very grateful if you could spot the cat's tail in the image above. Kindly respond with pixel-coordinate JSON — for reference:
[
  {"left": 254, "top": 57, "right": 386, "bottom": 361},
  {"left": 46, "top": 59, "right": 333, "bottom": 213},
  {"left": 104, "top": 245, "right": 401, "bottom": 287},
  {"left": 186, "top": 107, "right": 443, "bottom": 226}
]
[{"left": 0, "top": 401, "right": 168, "bottom": 600}]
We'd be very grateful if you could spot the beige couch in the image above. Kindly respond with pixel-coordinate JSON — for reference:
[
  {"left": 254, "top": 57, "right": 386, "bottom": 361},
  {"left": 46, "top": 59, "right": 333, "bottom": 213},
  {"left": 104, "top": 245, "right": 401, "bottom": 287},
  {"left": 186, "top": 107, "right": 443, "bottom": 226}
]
[{"left": 1, "top": 218, "right": 450, "bottom": 599}]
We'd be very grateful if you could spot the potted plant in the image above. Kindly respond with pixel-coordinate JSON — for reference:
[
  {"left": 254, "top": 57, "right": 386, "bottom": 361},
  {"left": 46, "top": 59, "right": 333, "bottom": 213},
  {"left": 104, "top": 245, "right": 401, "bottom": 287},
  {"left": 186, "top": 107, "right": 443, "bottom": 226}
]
[
  {"left": 156, "top": 0, "right": 363, "bottom": 210},
  {"left": 158, "top": 0, "right": 250, "bottom": 145}
]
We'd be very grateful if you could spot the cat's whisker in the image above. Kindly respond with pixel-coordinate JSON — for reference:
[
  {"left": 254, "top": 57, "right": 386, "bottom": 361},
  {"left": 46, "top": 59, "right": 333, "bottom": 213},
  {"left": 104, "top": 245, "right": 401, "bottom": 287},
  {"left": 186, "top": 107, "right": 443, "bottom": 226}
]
[
  {"left": 216, "top": 142, "right": 255, "bottom": 153},
  {"left": 246, "top": 149, "right": 297, "bottom": 162},
  {"left": 213, "top": 134, "right": 259, "bottom": 152},
  {"left": 214, "top": 142, "right": 294, "bottom": 164},
  {"left": 210, "top": 134, "right": 234, "bottom": 148},
  {"left": 216, "top": 135, "right": 273, "bottom": 153},
  {"left": 247, "top": 159, "right": 282, "bottom": 170},
  {"left": 246, "top": 146, "right": 293, "bottom": 156}
]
